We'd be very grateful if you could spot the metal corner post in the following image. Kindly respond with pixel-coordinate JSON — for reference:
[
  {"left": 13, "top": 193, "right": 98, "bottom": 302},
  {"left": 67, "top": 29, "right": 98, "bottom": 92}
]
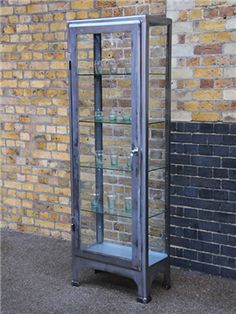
[
  {"left": 163, "top": 20, "right": 172, "bottom": 289},
  {"left": 137, "top": 17, "right": 151, "bottom": 303},
  {"left": 94, "top": 33, "right": 104, "bottom": 244},
  {"left": 68, "top": 26, "right": 80, "bottom": 285}
]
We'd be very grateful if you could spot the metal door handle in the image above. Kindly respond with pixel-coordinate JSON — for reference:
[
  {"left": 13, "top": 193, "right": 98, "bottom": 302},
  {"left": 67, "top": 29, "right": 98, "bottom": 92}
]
[{"left": 131, "top": 147, "right": 139, "bottom": 156}]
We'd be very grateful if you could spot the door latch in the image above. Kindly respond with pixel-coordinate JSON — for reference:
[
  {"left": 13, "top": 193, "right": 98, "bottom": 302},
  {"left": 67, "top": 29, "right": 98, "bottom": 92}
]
[{"left": 131, "top": 147, "right": 139, "bottom": 157}]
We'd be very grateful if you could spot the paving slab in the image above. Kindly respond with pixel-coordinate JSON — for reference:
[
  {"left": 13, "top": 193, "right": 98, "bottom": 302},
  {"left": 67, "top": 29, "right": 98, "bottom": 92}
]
[{"left": 1, "top": 230, "right": 236, "bottom": 314}]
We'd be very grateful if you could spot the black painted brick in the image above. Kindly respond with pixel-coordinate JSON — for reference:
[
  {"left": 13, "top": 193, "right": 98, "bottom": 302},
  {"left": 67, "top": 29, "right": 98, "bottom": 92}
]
[
  {"left": 213, "top": 145, "right": 229, "bottom": 156},
  {"left": 229, "top": 147, "right": 236, "bottom": 157},
  {"left": 214, "top": 124, "right": 230, "bottom": 134},
  {"left": 199, "top": 189, "right": 213, "bottom": 199},
  {"left": 229, "top": 169, "right": 236, "bottom": 179},
  {"left": 197, "top": 252, "right": 213, "bottom": 264},
  {"left": 191, "top": 240, "right": 219, "bottom": 254},
  {"left": 222, "top": 158, "right": 236, "bottom": 168},
  {"left": 183, "top": 207, "right": 198, "bottom": 218},
  {"left": 191, "top": 177, "right": 221, "bottom": 189},
  {"left": 207, "top": 134, "right": 224, "bottom": 145},
  {"left": 213, "top": 168, "right": 228, "bottom": 178},
  {"left": 198, "top": 231, "right": 212, "bottom": 242},
  {"left": 230, "top": 124, "right": 236, "bottom": 134},
  {"left": 222, "top": 135, "right": 236, "bottom": 145},
  {"left": 222, "top": 180, "right": 236, "bottom": 191},
  {"left": 191, "top": 155, "right": 220, "bottom": 167},
  {"left": 229, "top": 192, "right": 236, "bottom": 201},
  {"left": 221, "top": 245, "right": 236, "bottom": 257},
  {"left": 171, "top": 154, "right": 190, "bottom": 165},
  {"left": 199, "top": 123, "right": 214, "bottom": 133},
  {"left": 199, "top": 145, "right": 213, "bottom": 155},
  {"left": 171, "top": 122, "right": 236, "bottom": 278},
  {"left": 220, "top": 267, "right": 236, "bottom": 280},
  {"left": 213, "top": 190, "right": 228, "bottom": 201},
  {"left": 198, "top": 167, "right": 212, "bottom": 178},
  {"left": 213, "top": 256, "right": 236, "bottom": 268},
  {"left": 184, "top": 144, "right": 198, "bottom": 154},
  {"left": 183, "top": 249, "right": 198, "bottom": 260},
  {"left": 192, "top": 134, "right": 208, "bottom": 144}
]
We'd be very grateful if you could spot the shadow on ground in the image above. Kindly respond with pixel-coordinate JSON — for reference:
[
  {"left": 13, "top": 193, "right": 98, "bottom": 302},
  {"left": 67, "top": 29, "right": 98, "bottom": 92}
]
[{"left": 1, "top": 230, "right": 236, "bottom": 314}]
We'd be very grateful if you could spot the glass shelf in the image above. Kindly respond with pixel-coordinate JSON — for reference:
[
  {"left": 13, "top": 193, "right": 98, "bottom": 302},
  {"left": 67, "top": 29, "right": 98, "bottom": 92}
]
[
  {"left": 79, "top": 117, "right": 165, "bottom": 125},
  {"left": 80, "top": 162, "right": 165, "bottom": 173},
  {"left": 80, "top": 207, "right": 165, "bottom": 219},
  {"left": 77, "top": 72, "right": 165, "bottom": 77}
]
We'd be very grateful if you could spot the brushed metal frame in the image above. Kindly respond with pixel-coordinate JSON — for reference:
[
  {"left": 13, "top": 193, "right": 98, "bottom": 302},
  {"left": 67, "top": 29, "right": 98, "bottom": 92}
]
[{"left": 68, "top": 15, "right": 172, "bottom": 303}]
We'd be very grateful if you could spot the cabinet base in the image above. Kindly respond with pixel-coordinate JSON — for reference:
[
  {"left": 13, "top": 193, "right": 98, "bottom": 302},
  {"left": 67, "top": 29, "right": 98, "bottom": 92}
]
[
  {"left": 137, "top": 296, "right": 152, "bottom": 304},
  {"left": 71, "top": 280, "right": 80, "bottom": 287}
]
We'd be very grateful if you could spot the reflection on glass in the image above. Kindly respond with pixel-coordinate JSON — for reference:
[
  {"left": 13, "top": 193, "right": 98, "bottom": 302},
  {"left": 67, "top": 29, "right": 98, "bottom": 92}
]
[
  {"left": 109, "top": 109, "right": 117, "bottom": 122},
  {"left": 122, "top": 110, "right": 131, "bottom": 123},
  {"left": 126, "top": 155, "right": 131, "bottom": 170},
  {"left": 124, "top": 196, "right": 132, "bottom": 213},
  {"left": 110, "top": 154, "right": 118, "bottom": 168},
  {"left": 95, "top": 60, "right": 102, "bottom": 74},
  {"left": 91, "top": 193, "right": 99, "bottom": 211},
  {"left": 95, "top": 150, "right": 103, "bottom": 167},
  {"left": 95, "top": 110, "right": 103, "bottom": 122},
  {"left": 107, "top": 194, "right": 116, "bottom": 212}
]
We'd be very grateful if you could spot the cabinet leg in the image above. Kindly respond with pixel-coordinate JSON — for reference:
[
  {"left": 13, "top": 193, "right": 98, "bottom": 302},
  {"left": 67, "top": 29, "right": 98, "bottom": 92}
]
[
  {"left": 71, "top": 256, "right": 80, "bottom": 287},
  {"left": 136, "top": 275, "right": 152, "bottom": 304},
  {"left": 162, "top": 268, "right": 171, "bottom": 290}
]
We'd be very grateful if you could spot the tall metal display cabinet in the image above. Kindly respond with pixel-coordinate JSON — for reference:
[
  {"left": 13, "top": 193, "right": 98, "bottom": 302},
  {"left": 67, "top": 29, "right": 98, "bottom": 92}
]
[{"left": 68, "top": 15, "right": 172, "bottom": 303}]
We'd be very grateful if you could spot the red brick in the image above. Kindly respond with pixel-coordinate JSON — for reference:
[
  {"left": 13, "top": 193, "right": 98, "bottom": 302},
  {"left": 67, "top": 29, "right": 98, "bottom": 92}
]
[
  {"left": 219, "top": 6, "right": 236, "bottom": 17},
  {"left": 200, "top": 79, "right": 214, "bottom": 88},
  {"left": 194, "top": 44, "right": 222, "bottom": 55},
  {"left": 178, "top": 34, "right": 185, "bottom": 44}
]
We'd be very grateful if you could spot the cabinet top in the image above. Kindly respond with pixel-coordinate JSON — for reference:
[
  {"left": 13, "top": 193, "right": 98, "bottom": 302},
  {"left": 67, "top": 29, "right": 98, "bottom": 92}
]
[{"left": 67, "top": 15, "right": 172, "bottom": 28}]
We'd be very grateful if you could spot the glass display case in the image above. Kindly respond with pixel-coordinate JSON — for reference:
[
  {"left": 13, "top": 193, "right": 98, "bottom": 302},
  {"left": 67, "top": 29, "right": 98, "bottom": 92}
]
[{"left": 68, "top": 15, "right": 172, "bottom": 303}]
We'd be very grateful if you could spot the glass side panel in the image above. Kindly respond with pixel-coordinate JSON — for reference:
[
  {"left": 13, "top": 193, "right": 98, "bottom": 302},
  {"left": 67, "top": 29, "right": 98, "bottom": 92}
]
[
  {"left": 77, "top": 31, "right": 133, "bottom": 261},
  {"left": 148, "top": 25, "right": 168, "bottom": 262}
]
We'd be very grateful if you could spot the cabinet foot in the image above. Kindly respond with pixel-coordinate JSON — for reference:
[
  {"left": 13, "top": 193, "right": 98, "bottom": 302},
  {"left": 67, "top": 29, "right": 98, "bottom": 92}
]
[
  {"left": 137, "top": 296, "right": 152, "bottom": 304},
  {"left": 94, "top": 269, "right": 103, "bottom": 274},
  {"left": 71, "top": 280, "right": 80, "bottom": 287},
  {"left": 162, "top": 281, "right": 171, "bottom": 290}
]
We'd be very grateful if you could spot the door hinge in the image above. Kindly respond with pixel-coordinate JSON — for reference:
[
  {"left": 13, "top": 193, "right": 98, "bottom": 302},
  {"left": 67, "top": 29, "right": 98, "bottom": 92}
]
[{"left": 71, "top": 217, "right": 75, "bottom": 232}]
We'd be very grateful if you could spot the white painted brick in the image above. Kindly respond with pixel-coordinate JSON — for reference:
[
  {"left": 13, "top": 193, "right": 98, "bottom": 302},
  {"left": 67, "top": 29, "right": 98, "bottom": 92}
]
[
  {"left": 172, "top": 68, "right": 193, "bottom": 79},
  {"left": 166, "top": 11, "right": 179, "bottom": 22},
  {"left": 224, "top": 43, "right": 236, "bottom": 54},
  {"left": 171, "top": 58, "right": 178, "bottom": 67},
  {"left": 222, "top": 111, "right": 236, "bottom": 122},
  {"left": 224, "top": 67, "right": 236, "bottom": 78},
  {"left": 223, "top": 89, "right": 236, "bottom": 100},
  {"left": 171, "top": 110, "right": 192, "bottom": 122},
  {"left": 172, "top": 35, "right": 178, "bottom": 45},
  {"left": 167, "top": 0, "right": 195, "bottom": 10},
  {"left": 173, "top": 22, "right": 193, "bottom": 34},
  {"left": 171, "top": 80, "right": 177, "bottom": 90},
  {"left": 172, "top": 44, "right": 194, "bottom": 57},
  {"left": 225, "top": 17, "right": 236, "bottom": 30}
]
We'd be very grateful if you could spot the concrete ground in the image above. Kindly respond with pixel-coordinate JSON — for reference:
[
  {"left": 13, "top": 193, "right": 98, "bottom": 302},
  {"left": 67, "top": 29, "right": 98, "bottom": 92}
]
[{"left": 1, "top": 230, "right": 236, "bottom": 314}]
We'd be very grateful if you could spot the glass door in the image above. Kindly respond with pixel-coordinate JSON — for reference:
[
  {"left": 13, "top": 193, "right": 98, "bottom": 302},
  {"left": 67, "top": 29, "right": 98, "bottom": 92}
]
[
  {"left": 147, "top": 23, "right": 170, "bottom": 266},
  {"left": 69, "top": 22, "right": 141, "bottom": 268}
]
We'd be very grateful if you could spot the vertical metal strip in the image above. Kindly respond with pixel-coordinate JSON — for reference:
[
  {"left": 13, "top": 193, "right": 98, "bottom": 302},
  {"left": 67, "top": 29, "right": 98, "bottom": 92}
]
[
  {"left": 94, "top": 34, "right": 104, "bottom": 244},
  {"left": 69, "top": 28, "right": 80, "bottom": 252},
  {"left": 140, "top": 18, "right": 149, "bottom": 296},
  {"left": 131, "top": 24, "right": 141, "bottom": 269},
  {"left": 164, "top": 22, "right": 172, "bottom": 257}
]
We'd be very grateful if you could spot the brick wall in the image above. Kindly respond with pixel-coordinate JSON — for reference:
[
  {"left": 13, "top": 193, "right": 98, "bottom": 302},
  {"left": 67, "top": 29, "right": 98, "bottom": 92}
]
[
  {"left": 171, "top": 122, "right": 236, "bottom": 279},
  {"left": 167, "top": 0, "right": 236, "bottom": 122}
]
